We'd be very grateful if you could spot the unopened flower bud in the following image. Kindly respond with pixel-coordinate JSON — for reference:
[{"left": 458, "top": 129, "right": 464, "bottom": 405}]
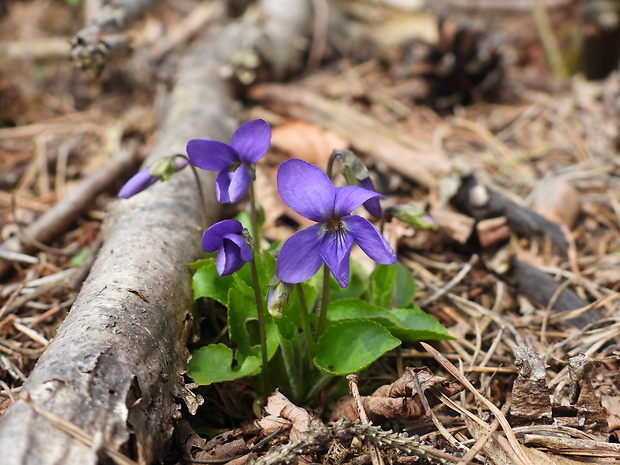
[
  {"left": 388, "top": 204, "right": 437, "bottom": 230},
  {"left": 149, "top": 156, "right": 188, "bottom": 181},
  {"left": 266, "top": 277, "right": 292, "bottom": 318},
  {"left": 118, "top": 155, "right": 188, "bottom": 198}
]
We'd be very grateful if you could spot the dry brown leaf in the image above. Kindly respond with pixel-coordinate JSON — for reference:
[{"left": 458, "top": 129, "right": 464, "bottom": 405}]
[
  {"left": 271, "top": 120, "right": 348, "bottom": 168},
  {"left": 601, "top": 395, "right": 620, "bottom": 432},
  {"left": 258, "top": 390, "right": 313, "bottom": 441},
  {"left": 330, "top": 367, "right": 463, "bottom": 424}
]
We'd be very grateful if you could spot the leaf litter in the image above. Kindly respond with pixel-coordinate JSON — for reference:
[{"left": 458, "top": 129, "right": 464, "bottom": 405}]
[{"left": 1, "top": 0, "right": 619, "bottom": 464}]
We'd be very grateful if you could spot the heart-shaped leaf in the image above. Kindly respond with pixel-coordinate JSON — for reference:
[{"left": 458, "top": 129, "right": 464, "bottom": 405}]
[
  {"left": 314, "top": 319, "right": 400, "bottom": 375},
  {"left": 188, "top": 344, "right": 261, "bottom": 385}
]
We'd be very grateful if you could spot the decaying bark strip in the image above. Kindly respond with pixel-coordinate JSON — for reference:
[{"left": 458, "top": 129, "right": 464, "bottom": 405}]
[
  {"left": 508, "top": 260, "right": 604, "bottom": 327},
  {"left": 453, "top": 173, "right": 569, "bottom": 250},
  {"left": 0, "top": 0, "right": 315, "bottom": 462}
]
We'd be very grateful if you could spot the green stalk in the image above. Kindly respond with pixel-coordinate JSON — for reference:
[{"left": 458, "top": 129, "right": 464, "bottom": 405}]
[
  {"left": 177, "top": 154, "right": 208, "bottom": 230},
  {"left": 248, "top": 176, "right": 261, "bottom": 252},
  {"left": 327, "top": 152, "right": 337, "bottom": 178},
  {"left": 295, "top": 283, "right": 315, "bottom": 358},
  {"left": 249, "top": 253, "right": 268, "bottom": 390},
  {"left": 314, "top": 264, "right": 331, "bottom": 341}
]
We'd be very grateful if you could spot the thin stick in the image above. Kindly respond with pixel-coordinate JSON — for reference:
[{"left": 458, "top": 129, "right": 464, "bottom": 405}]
[{"left": 421, "top": 342, "right": 534, "bottom": 465}]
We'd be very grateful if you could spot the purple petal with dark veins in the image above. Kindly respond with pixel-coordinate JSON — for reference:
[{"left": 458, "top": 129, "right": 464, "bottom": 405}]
[
  {"left": 276, "top": 224, "right": 325, "bottom": 283},
  {"left": 277, "top": 159, "right": 335, "bottom": 222},
  {"left": 319, "top": 226, "right": 355, "bottom": 288}
]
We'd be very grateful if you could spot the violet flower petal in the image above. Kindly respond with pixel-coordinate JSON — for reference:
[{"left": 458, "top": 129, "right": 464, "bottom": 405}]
[
  {"left": 344, "top": 215, "right": 396, "bottom": 265},
  {"left": 217, "top": 233, "right": 252, "bottom": 276},
  {"left": 187, "top": 139, "right": 238, "bottom": 171},
  {"left": 359, "top": 177, "right": 382, "bottom": 218},
  {"left": 118, "top": 167, "right": 158, "bottom": 198},
  {"left": 277, "top": 159, "right": 336, "bottom": 222},
  {"left": 227, "top": 164, "right": 253, "bottom": 204},
  {"left": 214, "top": 169, "right": 234, "bottom": 203},
  {"left": 333, "top": 185, "right": 383, "bottom": 217},
  {"left": 229, "top": 119, "right": 272, "bottom": 164},
  {"left": 319, "top": 227, "right": 355, "bottom": 288},
  {"left": 202, "top": 219, "right": 244, "bottom": 253},
  {"left": 276, "top": 224, "right": 324, "bottom": 283}
]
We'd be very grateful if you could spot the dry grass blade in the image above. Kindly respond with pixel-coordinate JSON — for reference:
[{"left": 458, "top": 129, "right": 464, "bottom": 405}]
[{"left": 420, "top": 342, "right": 534, "bottom": 465}]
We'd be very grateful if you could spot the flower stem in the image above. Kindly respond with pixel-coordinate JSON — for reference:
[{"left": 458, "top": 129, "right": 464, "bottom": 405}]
[
  {"left": 314, "top": 264, "right": 331, "bottom": 341},
  {"left": 326, "top": 149, "right": 340, "bottom": 179},
  {"left": 177, "top": 154, "right": 208, "bottom": 230},
  {"left": 248, "top": 179, "right": 261, "bottom": 253},
  {"left": 249, "top": 253, "right": 269, "bottom": 390},
  {"left": 295, "top": 284, "right": 315, "bottom": 359}
]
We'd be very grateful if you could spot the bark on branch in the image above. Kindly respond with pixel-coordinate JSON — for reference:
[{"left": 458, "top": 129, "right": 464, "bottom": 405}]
[{"left": 0, "top": 0, "right": 315, "bottom": 462}]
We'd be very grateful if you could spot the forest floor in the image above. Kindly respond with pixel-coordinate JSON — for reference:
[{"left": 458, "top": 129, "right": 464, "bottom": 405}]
[{"left": 1, "top": 0, "right": 619, "bottom": 464}]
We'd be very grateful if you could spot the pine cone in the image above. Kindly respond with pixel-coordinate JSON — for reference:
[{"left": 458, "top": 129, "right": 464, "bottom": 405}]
[{"left": 393, "top": 17, "right": 504, "bottom": 111}]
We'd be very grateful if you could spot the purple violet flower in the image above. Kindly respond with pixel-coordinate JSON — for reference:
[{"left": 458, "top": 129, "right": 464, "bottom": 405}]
[
  {"left": 275, "top": 159, "right": 396, "bottom": 288},
  {"left": 118, "top": 157, "right": 188, "bottom": 199},
  {"left": 202, "top": 219, "right": 253, "bottom": 276},
  {"left": 186, "top": 119, "right": 271, "bottom": 204},
  {"left": 358, "top": 177, "right": 383, "bottom": 218}
]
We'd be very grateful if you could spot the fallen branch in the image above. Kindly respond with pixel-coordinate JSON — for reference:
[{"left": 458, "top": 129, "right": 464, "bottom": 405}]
[{"left": 0, "top": 1, "right": 316, "bottom": 464}]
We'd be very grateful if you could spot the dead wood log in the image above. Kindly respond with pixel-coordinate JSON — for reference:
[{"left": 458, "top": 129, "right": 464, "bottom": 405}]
[
  {"left": 0, "top": 37, "right": 224, "bottom": 465},
  {"left": 453, "top": 173, "right": 569, "bottom": 250},
  {"left": 0, "top": 0, "right": 315, "bottom": 463},
  {"left": 507, "top": 260, "right": 604, "bottom": 327}
]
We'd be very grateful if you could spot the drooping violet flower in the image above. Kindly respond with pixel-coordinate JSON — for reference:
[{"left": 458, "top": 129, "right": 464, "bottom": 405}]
[
  {"left": 358, "top": 177, "right": 382, "bottom": 218},
  {"left": 186, "top": 119, "right": 271, "bottom": 204},
  {"left": 202, "top": 219, "right": 253, "bottom": 276},
  {"left": 275, "top": 159, "right": 396, "bottom": 288},
  {"left": 332, "top": 149, "right": 382, "bottom": 218},
  {"left": 118, "top": 157, "right": 188, "bottom": 199}
]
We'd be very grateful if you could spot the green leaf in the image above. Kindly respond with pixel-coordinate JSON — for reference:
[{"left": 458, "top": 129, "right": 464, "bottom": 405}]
[
  {"left": 188, "top": 344, "right": 261, "bottom": 385},
  {"left": 368, "top": 262, "right": 415, "bottom": 309},
  {"left": 368, "top": 264, "right": 396, "bottom": 308},
  {"left": 70, "top": 248, "right": 90, "bottom": 267},
  {"left": 326, "top": 299, "right": 453, "bottom": 342},
  {"left": 192, "top": 260, "right": 234, "bottom": 304},
  {"left": 228, "top": 288, "right": 280, "bottom": 363},
  {"left": 327, "top": 298, "right": 396, "bottom": 327},
  {"left": 390, "top": 307, "right": 454, "bottom": 341},
  {"left": 314, "top": 320, "right": 400, "bottom": 375},
  {"left": 394, "top": 261, "right": 416, "bottom": 307},
  {"left": 329, "top": 259, "right": 369, "bottom": 300}
]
